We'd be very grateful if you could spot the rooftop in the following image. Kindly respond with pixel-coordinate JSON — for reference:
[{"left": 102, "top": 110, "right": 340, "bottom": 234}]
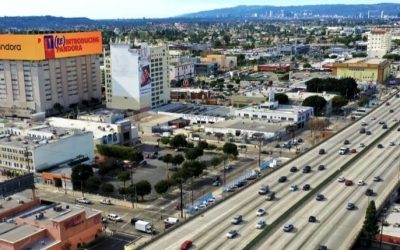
[
  {"left": 0, "top": 190, "right": 35, "bottom": 213},
  {"left": 206, "top": 119, "right": 289, "bottom": 133},
  {"left": 0, "top": 224, "right": 44, "bottom": 243},
  {"left": 286, "top": 91, "right": 338, "bottom": 101},
  {"left": 133, "top": 113, "right": 178, "bottom": 128},
  {"left": 381, "top": 204, "right": 400, "bottom": 238},
  {"left": 237, "top": 103, "right": 313, "bottom": 114},
  {"left": 153, "top": 103, "right": 232, "bottom": 118},
  {"left": 336, "top": 58, "right": 387, "bottom": 65}
]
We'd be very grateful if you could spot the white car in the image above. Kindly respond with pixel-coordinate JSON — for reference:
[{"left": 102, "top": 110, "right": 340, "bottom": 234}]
[
  {"left": 361, "top": 121, "right": 368, "bottom": 126},
  {"left": 100, "top": 199, "right": 112, "bottom": 205},
  {"left": 357, "top": 180, "right": 364, "bottom": 186},
  {"left": 256, "top": 208, "right": 266, "bottom": 216},
  {"left": 290, "top": 184, "right": 298, "bottom": 191},
  {"left": 256, "top": 220, "right": 266, "bottom": 229},
  {"left": 226, "top": 229, "right": 238, "bottom": 239},
  {"left": 337, "top": 177, "right": 345, "bottom": 182},
  {"left": 107, "top": 213, "right": 123, "bottom": 222},
  {"left": 76, "top": 197, "right": 91, "bottom": 204}
]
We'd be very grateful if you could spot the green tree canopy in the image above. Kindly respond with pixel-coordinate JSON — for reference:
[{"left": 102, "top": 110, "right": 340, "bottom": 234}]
[
  {"left": 305, "top": 77, "right": 358, "bottom": 99},
  {"left": 86, "top": 176, "right": 101, "bottom": 192},
  {"left": 185, "top": 147, "right": 204, "bottom": 160},
  {"left": 71, "top": 164, "right": 93, "bottom": 190},
  {"left": 223, "top": 142, "right": 239, "bottom": 158},
  {"left": 197, "top": 141, "right": 209, "bottom": 150},
  {"left": 275, "top": 93, "right": 289, "bottom": 104},
  {"left": 361, "top": 200, "right": 380, "bottom": 248},
  {"left": 135, "top": 180, "right": 152, "bottom": 200},
  {"left": 302, "top": 95, "right": 327, "bottom": 116},
  {"left": 100, "top": 183, "right": 114, "bottom": 193},
  {"left": 154, "top": 180, "right": 170, "bottom": 195},
  {"left": 117, "top": 171, "right": 131, "bottom": 189},
  {"left": 171, "top": 154, "right": 185, "bottom": 166},
  {"left": 332, "top": 95, "right": 349, "bottom": 110},
  {"left": 169, "top": 134, "right": 188, "bottom": 149},
  {"left": 160, "top": 137, "right": 170, "bottom": 145}
]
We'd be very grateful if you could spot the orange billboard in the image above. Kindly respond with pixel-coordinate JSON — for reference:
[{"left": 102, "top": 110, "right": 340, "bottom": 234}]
[{"left": 0, "top": 31, "right": 102, "bottom": 60}]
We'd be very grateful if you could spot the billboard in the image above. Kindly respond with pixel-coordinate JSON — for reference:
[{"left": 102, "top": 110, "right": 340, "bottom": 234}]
[
  {"left": 139, "top": 45, "right": 152, "bottom": 96},
  {"left": 0, "top": 32, "right": 102, "bottom": 60}
]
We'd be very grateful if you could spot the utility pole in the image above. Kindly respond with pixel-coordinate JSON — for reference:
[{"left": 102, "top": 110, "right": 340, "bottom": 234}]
[
  {"left": 179, "top": 180, "right": 184, "bottom": 218},
  {"left": 258, "top": 136, "right": 262, "bottom": 169}
]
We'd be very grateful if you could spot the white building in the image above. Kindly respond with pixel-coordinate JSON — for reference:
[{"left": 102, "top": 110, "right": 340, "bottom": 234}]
[
  {"left": 169, "top": 62, "right": 195, "bottom": 83},
  {"left": 0, "top": 123, "right": 95, "bottom": 173},
  {"left": 47, "top": 117, "right": 138, "bottom": 146},
  {"left": 286, "top": 91, "right": 338, "bottom": 115},
  {"left": 105, "top": 42, "right": 170, "bottom": 111},
  {"left": 368, "top": 29, "right": 392, "bottom": 58}
]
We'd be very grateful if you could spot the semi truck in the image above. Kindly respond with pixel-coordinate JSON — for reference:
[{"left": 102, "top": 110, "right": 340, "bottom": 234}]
[{"left": 134, "top": 220, "right": 153, "bottom": 234}]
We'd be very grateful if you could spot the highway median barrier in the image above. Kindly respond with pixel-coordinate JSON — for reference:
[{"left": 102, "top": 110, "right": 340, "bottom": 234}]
[{"left": 243, "top": 120, "right": 400, "bottom": 250}]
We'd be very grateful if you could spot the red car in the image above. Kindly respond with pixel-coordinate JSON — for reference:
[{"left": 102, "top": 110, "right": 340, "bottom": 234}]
[
  {"left": 180, "top": 240, "right": 193, "bottom": 250},
  {"left": 351, "top": 149, "right": 357, "bottom": 154},
  {"left": 345, "top": 180, "right": 353, "bottom": 186}
]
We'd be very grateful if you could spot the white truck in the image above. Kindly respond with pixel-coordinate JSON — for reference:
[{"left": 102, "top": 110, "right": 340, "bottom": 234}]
[{"left": 135, "top": 220, "right": 153, "bottom": 234}]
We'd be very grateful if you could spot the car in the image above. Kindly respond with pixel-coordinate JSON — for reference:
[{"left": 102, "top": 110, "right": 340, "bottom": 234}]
[
  {"left": 231, "top": 215, "right": 242, "bottom": 224},
  {"left": 226, "top": 186, "right": 237, "bottom": 192},
  {"left": 315, "top": 194, "right": 325, "bottom": 201},
  {"left": 318, "top": 165, "right": 325, "bottom": 171},
  {"left": 366, "top": 131, "right": 372, "bottom": 135},
  {"left": 390, "top": 109, "right": 394, "bottom": 113},
  {"left": 339, "top": 147, "right": 349, "bottom": 155},
  {"left": 100, "top": 199, "right": 112, "bottom": 205},
  {"left": 235, "top": 180, "right": 246, "bottom": 188},
  {"left": 297, "top": 138, "right": 304, "bottom": 143},
  {"left": 377, "top": 144, "right": 384, "bottom": 149},
  {"left": 302, "top": 166, "right": 311, "bottom": 173},
  {"left": 371, "top": 117, "right": 376, "bottom": 121},
  {"left": 337, "top": 176, "right": 345, "bottom": 182},
  {"left": 256, "top": 208, "right": 266, "bottom": 216},
  {"left": 283, "top": 224, "right": 294, "bottom": 232},
  {"left": 343, "top": 139, "right": 350, "bottom": 145},
  {"left": 303, "top": 184, "right": 311, "bottom": 191},
  {"left": 225, "top": 164, "right": 233, "bottom": 171},
  {"left": 226, "top": 230, "right": 238, "bottom": 239},
  {"left": 278, "top": 176, "right": 287, "bottom": 183},
  {"left": 361, "top": 121, "right": 368, "bottom": 126},
  {"left": 351, "top": 149, "right": 357, "bottom": 154},
  {"left": 76, "top": 197, "right": 91, "bottom": 204},
  {"left": 379, "top": 121, "right": 385, "bottom": 125},
  {"left": 319, "top": 149, "right": 325, "bottom": 155},
  {"left": 360, "top": 143, "right": 365, "bottom": 147},
  {"left": 390, "top": 141, "right": 396, "bottom": 146},
  {"left": 212, "top": 180, "right": 221, "bottom": 186},
  {"left": 345, "top": 180, "right": 353, "bottom": 186},
  {"left": 386, "top": 102, "right": 390, "bottom": 106},
  {"left": 373, "top": 176, "right": 381, "bottom": 182},
  {"left": 393, "top": 119, "right": 398, "bottom": 122},
  {"left": 318, "top": 245, "right": 328, "bottom": 250},
  {"left": 290, "top": 166, "right": 298, "bottom": 173},
  {"left": 107, "top": 213, "right": 123, "bottom": 222},
  {"left": 180, "top": 240, "right": 193, "bottom": 250},
  {"left": 398, "top": 127, "right": 400, "bottom": 132},
  {"left": 365, "top": 188, "right": 374, "bottom": 196},
  {"left": 102, "top": 217, "right": 108, "bottom": 223},
  {"left": 357, "top": 180, "right": 365, "bottom": 186},
  {"left": 290, "top": 184, "right": 298, "bottom": 191},
  {"left": 382, "top": 124, "right": 388, "bottom": 129},
  {"left": 255, "top": 220, "right": 266, "bottom": 229},
  {"left": 258, "top": 185, "right": 269, "bottom": 195},
  {"left": 359, "top": 128, "right": 366, "bottom": 134},
  {"left": 346, "top": 202, "right": 355, "bottom": 210},
  {"left": 308, "top": 216, "right": 317, "bottom": 223},
  {"left": 266, "top": 192, "right": 275, "bottom": 201}
]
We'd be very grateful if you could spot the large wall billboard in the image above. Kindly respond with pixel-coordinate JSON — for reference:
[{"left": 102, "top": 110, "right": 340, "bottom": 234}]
[
  {"left": 0, "top": 32, "right": 102, "bottom": 60},
  {"left": 139, "top": 45, "right": 152, "bottom": 96}
]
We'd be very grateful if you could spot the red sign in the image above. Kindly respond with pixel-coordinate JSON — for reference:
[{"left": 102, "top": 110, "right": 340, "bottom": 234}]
[{"left": 64, "top": 214, "right": 83, "bottom": 229}]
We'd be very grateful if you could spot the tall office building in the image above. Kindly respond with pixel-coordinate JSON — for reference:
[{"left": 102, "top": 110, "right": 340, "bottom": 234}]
[
  {"left": 105, "top": 42, "right": 170, "bottom": 111},
  {"left": 0, "top": 32, "right": 103, "bottom": 117},
  {"left": 367, "top": 29, "right": 392, "bottom": 58}
]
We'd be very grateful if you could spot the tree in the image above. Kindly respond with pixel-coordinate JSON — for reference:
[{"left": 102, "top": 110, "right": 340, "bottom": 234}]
[
  {"left": 171, "top": 154, "right": 185, "bottom": 166},
  {"left": 53, "top": 102, "right": 64, "bottom": 114},
  {"left": 86, "top": 176, "right": 101, "bottom": 192},
  {"left": 160, "top": 137, "right": 170, "bottom": 145},
  {"left": 358, "top": 97, "right": 369, "bottom": 107},
  {"left": 100, "top": 183, "right": 114, "bottom": 194},
  {"left": 215, "top": 133, "right": 224, "bottom": 142},
  {"left": 275, "top": 93, "right": 289, "bottom": 104},
  {"left": 135, "top": 180, "right": 152, "bottom": 200},
  {"left": 197, "top": 141, "right": 209, "bottom": 150},
  {"left": 182, "top": 160, "right": 206, "bottom": 178},
  {"left": 117, "top": 171, "right": 131, "bottom": 189},
  {"left": 303, "top": 63, "right": 311, "bottom": 68},
  {"left": 305, "top": 77, "right": 358, "bottom": 99},
  {"left": 169, "top": 134, "right": 187, "bottom": 149},
  {"left": 162, "top": 153, "right": 173, "bottom": 169},
  {"left": 154, "top": 180, "right": 170, "bottom": 195},
  {"left": 54, "top": 178, "right": 63, "bottom": 188},
  {"left": 223, "top": 142, "right": 239, "bottom": 158},
  {"left": 210, "top": 156, "right": 222, "bottom": 168},
  {"left": 71, "top": 164, "right": 93, "bottom": 190},
  {"left": 302, "top": 95, "right": 327, "bottom": 116},
  {"left": 185, "top": 147, "right": 204, "bottom": 160},
  {"left": 332, "top": 95, "right": 348, "bottom": 111},
  {"left": 383, "top": 53, "right": 400, "bottom": 61},
  {"left": 308, "top": 118, "right": 330, "bottom": 136},
  {"left": 361, "top": 200, "right": 380, "bottom": 248}
]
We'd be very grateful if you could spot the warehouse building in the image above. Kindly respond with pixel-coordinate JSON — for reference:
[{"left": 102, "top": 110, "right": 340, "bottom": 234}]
[{"left": 332, "top": 58, "right": 390, "bottom": 83}]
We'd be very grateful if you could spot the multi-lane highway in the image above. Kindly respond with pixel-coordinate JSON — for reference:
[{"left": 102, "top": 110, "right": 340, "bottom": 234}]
[
  {"left": 143, "top": 93, "right": 400, "bottom": 250},
  {"left": 256, "top": 120, "right": 400, "bottom": 250}
]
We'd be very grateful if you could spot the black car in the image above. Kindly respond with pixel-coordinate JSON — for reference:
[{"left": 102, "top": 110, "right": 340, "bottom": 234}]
[
  {"left": 377, "top": 144, "right": 384, "bottom": 149},
  {"left": 365, "top": 188, "right": 374, "bottom": 196},
  {"left": 318, "top": 165, "right": 325, "bottom": 171},
  {"left": 319, "top": 149, "right": 325, "bottom": 155},
  {"left": 308, "top": 216, "right": 317, "bottom": 223},
  {"left": 278, "top": 176, "right": 287, "bottom": 183},
  {"left": 303, "top": 184, "right": 311, "bottom": 191},
  {"left": 303, "top": 166, "right": 311, "bottom": 173},
  {"left": 315, "top": 194, "right": 325, "bottom": 201},
  {"left": 297, "top": 138, "right": 304, "bottom": 143},
  {"left": 398, "top": 127, "right": 400, "bottom": 132},
  {"left": 290, "top": 166, "right": 298, "bottom": 173},
  {"left": 366, "top": 131, "right": 372, "bottom": 135},
  {"left": 360, "top": 128, "right": 366, "bottom": 134},
  {"left": 344, "top": 139, "right": 350, "bottom": 145},
  {"left": 235, "top": 180, "right": 246, "bottom": 187},
  {"left": 390, "top": 109, "right": 394, "bottom": 113},
  {"left": 318, "top": 245, "right": 328, "bottom": 250},
  {"left": 382, "top": 124, "right": 388, "bottom": 129}
]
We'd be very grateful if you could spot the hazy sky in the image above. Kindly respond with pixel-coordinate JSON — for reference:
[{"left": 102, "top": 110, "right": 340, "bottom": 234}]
[{"left": 2, "top": 0, "right": 393, "bottom": 19}]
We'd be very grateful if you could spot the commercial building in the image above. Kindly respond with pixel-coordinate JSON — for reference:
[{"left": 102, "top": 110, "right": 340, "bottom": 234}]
[
  {"left": 332, "top": 58, "right": 391, "bottom": 83},
  {"left": 169, "top": 62, "right": 195, "bottom": 84},
  {"left": 0, "top": 32, "right": 103, "bottom": 117},
  {"left": 105, "top": 42, "right": 170, "bottom": 111},
  {"left": 170, "top": 88, "right": 210, "bottom": 103},
  {"left": 367, "top": 29, "right": 392, "bottom": 58},
  {"left": 286, "top": 91, "right": 339, "bottom": 115},
  {"left": 0, "top": 188, "right": 102, "bottom": 250},
  {"left": 256, "top": 64, "right": 290, "bottom": 73},
  {"left": 194, "top": 63, "right": 218, "bottom": 76},
  {"left": 47, "top": 117, "right": 138, "bottom": 146},
  {"left": 200, "top": 54, "right": 237, "bottom": 70},
  {"left": 0, "top": 120, "right": 95, "bottom": 173}
]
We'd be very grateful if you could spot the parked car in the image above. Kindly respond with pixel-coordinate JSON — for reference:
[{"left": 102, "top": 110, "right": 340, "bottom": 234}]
[
  {"left": 100, "top": 199, "right": 112, "bottom": 205},
  {"left": 76, "top": 197, "right": 91, "bottom": 204}
]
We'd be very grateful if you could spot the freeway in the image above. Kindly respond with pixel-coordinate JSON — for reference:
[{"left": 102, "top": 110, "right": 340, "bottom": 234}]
[
  {"left": 256, "top": 120, "right": 400, "bottom": 250},
  {"left": 143, "top": 94, "right": 400, "bottom": 250}
]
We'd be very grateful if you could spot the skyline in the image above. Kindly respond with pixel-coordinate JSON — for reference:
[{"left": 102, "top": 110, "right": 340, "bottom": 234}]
[{"left": 1, "top": 0, "right": 395, "bottom": 19}]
